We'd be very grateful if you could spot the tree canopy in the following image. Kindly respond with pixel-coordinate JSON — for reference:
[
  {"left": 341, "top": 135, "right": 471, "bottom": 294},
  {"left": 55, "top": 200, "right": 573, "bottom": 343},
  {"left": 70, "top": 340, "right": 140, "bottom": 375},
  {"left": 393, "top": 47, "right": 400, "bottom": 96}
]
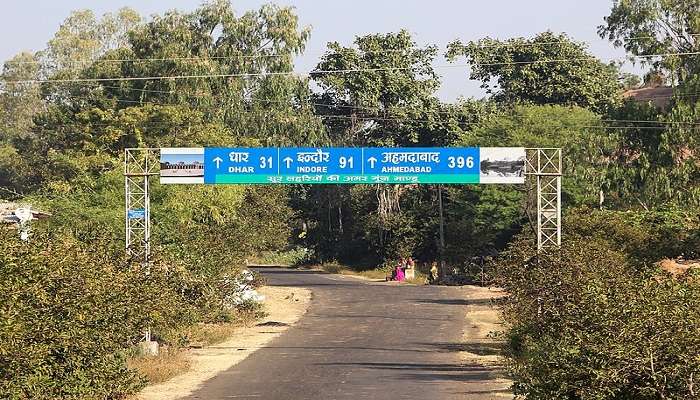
[
  {"left": 599, "top": 0, "right": 700, "bottom": 80},
  {"left": 446, "top": 31, "right": 622, "bottom": 113}
]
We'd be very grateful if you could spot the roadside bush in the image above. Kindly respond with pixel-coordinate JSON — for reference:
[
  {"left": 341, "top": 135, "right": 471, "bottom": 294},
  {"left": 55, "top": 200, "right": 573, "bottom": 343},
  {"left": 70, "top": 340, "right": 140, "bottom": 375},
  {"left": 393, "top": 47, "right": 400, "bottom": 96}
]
[
  {"left": 0, "top": 228, "right": 193, "bottom": 399},
  {"left": 566, "top": 207, "right": 700, "bottom": 264},
  {"left": 493, "top": 210, "right": 700, "bottom": 399}
]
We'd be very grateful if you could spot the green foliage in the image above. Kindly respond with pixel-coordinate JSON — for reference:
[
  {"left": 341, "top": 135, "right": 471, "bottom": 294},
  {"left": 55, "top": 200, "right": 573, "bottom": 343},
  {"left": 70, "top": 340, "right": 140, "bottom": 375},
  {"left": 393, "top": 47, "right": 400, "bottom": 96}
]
[
  {"left": 599, "top": 0, "right": 700, "bottom": 79},
  {"left": 605, "top": 94, "right": 700, "bottom": 208},
  {"left": 494, "top": 209, "right": 700, "bottom": 399},
  {"left": 442, "top": 185, "right": 524, "bottom": 261},
  {"left": 312, "top": 29, "right": 440, "bottom": 147},
  {"left": 42, "top": 7, "right": 141, "bottom": 77},
  {"left": 0, "top": 228, "right": 193, "bottom": 399},
  {"left": 565, "top": 206, "right": 700, "bottom": 263},
  {"left": 447, "top": 32, "right": 622, "bottom": 113},
  {"left": 466, "top": 104, "right": 613, "bottom": 206},
  {"left": 156, "top": 184, "right": 294, "bottom": 275},
  {"left": 116, "top": 0, "right": 323, "bottom": 145}
]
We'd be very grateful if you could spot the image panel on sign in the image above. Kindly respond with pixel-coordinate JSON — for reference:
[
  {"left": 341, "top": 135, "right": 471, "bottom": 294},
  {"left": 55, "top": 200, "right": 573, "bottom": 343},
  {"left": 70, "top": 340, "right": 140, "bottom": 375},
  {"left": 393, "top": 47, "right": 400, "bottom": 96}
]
[
  {"left": 160, "top": 148, "right": 204, "bottom": 184},
  {"left": 479, "top": 147, "right": 526, "bottom": 184}
]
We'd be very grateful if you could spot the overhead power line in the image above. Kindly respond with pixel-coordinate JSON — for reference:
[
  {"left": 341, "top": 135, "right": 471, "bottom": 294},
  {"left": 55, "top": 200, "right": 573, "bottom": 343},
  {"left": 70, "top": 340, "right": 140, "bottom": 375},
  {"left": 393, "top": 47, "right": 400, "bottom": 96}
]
[
  {"left": 32, "top": 115, "right": 690, "bottom": 131},
  {"left": 31, "top": 93, "right": 699, "bottom": 131},
  {"left": 3, "top": 49, "right": 700, "bottom": 84},
  {"left": 6, "top": 33, "right": 699, "bottom": 65},
  {"left": 78, "top": 81, "right": 700, "bottom": 108},
  {"left": 24, "top": 81, "right": 700, "bottom": 128},
  {"left": 31, "top": 80, "right": 700, "bottom": 126}
]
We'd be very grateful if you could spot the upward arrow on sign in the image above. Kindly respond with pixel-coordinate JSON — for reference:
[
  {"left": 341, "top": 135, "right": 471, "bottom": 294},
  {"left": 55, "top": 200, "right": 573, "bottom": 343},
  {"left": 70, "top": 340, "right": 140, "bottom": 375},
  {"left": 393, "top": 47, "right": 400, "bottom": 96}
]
[
  {"left": 367, "top": 157, "right": 377, "bottom": 168},
  {"left": 283, "top": 157, "right": 293, "bottom": 168},
  {"left": 213, "top": 157, "right": 223, "bottom": 169}
]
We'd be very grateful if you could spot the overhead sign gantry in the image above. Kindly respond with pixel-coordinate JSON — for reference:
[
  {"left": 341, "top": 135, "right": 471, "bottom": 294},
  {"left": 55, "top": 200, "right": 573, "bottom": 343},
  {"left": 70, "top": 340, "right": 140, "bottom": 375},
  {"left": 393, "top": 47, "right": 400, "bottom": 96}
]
[{"left": 125, "top": 146, "right": 560, "bottom": 267}]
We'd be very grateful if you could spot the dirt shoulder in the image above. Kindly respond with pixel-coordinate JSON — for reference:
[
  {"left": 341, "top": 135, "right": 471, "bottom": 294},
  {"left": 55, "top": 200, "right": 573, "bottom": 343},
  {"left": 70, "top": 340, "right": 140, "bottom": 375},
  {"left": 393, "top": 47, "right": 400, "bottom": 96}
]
[
  {"left": 458, "top": 285, "right": 513, "bottom": 398},
  {"left": 136, "top": 285, "right": 311, "bottom": 400}
]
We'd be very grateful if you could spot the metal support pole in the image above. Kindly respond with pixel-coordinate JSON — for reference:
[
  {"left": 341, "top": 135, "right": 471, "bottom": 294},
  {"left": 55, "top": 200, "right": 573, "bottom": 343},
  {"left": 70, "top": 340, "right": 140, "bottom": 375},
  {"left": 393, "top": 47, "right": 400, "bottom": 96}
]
[
  {"left": 124, "top": 148, "right": 160, "bottom": 355},
  {"left": 526, "top": 148, "right": 563, "bottom": 251},
  {"left": 124, "top": 148, "right": 159, "bottom": 267},
  {"left": 437, "top": 184, "right": 446, "bottom": 280}
]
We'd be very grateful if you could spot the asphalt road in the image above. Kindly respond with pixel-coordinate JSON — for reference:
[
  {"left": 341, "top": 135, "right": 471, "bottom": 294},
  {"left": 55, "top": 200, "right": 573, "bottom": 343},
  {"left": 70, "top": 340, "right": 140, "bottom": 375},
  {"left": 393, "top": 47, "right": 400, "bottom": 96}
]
[{"left": 185, "top": 268, "right": 509, "bottom": 400}]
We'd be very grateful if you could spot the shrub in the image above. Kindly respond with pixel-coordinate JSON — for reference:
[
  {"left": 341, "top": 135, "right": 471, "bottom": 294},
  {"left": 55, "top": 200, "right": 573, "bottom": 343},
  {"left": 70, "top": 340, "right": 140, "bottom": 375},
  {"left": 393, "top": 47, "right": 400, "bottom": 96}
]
[
  {"left": 493, "top": 210, "right": 700, "bottom": 400},
  {"left": 565, "top": 207, "right": 700, "bottom": 264},
  {"left": 0, "top": 228, "right": 192, "bottom": 399}
]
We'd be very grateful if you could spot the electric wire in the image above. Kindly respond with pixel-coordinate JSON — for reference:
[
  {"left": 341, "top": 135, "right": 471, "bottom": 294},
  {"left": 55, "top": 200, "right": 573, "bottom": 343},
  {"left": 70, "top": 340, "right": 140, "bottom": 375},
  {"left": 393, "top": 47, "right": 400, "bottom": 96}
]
[
  {"left": 4, "top": 33, "right": 699, "bottom": 65},
  {"left": 29, "top": 81, "right": 700, "bottom": 127},
  {"left": 4, "top": 51, "right": 700, "bottom": 84}
]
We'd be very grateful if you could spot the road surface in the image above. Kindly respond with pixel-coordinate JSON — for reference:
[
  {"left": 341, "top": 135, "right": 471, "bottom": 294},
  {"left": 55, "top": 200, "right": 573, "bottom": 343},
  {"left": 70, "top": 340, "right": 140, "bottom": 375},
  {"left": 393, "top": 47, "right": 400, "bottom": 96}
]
[{"left": 185, "top": 268, "right": 510, "bottom": 400}]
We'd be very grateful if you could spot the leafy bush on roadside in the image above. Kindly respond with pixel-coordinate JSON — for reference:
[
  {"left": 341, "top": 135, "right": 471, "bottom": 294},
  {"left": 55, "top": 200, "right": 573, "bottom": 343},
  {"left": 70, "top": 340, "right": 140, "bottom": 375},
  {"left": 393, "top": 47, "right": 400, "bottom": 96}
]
[
  {"left": 493, "top": 209, "right": 700, "bottom": 399},
  {"left": 0, "top": 228, "right": 194, "bottom": 399},
  {"left": 565, "top": 207, "right": 700, "bottom": 264}
]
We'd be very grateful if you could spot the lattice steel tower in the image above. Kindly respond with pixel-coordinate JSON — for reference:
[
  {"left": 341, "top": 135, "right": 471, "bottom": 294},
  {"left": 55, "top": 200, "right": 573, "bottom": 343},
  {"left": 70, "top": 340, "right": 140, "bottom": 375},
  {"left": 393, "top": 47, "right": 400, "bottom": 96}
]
[
  {"left": 124, "top": 148, "right": 159, "bottom": 266},
  {"left": 526, "top": 148, "right": 562, "bottom": 250}
]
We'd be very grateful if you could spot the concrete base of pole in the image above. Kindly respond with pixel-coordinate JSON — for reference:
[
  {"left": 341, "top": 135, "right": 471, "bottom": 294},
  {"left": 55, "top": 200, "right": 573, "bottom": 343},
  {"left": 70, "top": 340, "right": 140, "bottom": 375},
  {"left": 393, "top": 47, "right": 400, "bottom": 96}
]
[{"left": 138, "top": 340, "right": 159, "bottom": 356}]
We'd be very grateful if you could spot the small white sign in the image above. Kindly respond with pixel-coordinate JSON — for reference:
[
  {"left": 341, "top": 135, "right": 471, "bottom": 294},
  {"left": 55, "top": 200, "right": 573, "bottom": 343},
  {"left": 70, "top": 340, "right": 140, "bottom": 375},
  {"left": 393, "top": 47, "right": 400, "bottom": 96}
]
[
  {"left": 479, "top": 147, "right": 526, "bottom": 184},
  {"left": 160, "top": 148, "right": 205, "bottom": 184}
]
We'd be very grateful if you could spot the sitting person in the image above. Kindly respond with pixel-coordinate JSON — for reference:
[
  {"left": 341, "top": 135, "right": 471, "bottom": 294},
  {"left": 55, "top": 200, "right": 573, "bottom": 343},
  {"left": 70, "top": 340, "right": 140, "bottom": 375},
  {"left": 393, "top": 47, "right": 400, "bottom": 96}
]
[
  {"left": 428, "top": 261, "right": 439, "bottom": 284},
  {"left": 394, "top": 261, "right": 405, "bottom": 281}
]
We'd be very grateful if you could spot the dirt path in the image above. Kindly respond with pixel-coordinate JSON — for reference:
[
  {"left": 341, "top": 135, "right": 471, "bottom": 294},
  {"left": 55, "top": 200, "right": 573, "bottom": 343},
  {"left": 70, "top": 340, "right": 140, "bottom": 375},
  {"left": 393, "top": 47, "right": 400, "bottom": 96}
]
[
  {"left": 137, "top": 285, "right": 311, "bottom": 400},
  {"left": 457, "top": 286, "right": 513, "bottom": 398}
]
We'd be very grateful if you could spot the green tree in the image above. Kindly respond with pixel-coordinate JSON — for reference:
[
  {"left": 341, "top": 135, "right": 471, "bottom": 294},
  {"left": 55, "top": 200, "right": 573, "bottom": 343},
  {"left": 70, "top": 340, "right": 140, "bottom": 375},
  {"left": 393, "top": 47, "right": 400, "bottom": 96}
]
[
  {"left": 42, "top": 8, "right": 141, "bottom": 77},
  {"left": 303, "top": 31, "right": 502, "bottom": 266},
  {"left": 466, "top": 104, "right": 613, "bottom": 206},
  {"left": 116, "top": 0, "right": 322, "bottom": 145},
  {"left": 311, "top": 29, "right": 440, "bottom": 146},
  {"left": 0, "top": 53, "right": 43, "bottom": 197},
  {"left": 446, "top": 32, "right": 622, "bottom": 113},
  {"left": 599, "top": 0, "right": 700, "bottom": 80}
]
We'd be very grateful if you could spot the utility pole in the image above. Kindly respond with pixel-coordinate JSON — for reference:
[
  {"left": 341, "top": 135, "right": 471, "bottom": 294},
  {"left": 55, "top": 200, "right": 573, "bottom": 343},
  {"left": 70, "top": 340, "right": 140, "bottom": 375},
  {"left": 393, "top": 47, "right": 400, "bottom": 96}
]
[
  {"left": 124, "top": 148, "right": 160, "bottom": 356},
  {"left": 525, "top": 148, "right": 563, "bottom": 251},
  {"left": 437, "top": 184, "right": 446, "bottom": 280}
]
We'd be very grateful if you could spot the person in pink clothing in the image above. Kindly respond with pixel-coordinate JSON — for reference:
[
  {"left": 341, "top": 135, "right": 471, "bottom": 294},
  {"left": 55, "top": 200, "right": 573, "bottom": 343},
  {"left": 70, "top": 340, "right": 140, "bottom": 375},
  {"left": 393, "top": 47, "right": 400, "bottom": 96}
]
[{"left": 394, "top": 261, "right": 405, "bottom": 281}]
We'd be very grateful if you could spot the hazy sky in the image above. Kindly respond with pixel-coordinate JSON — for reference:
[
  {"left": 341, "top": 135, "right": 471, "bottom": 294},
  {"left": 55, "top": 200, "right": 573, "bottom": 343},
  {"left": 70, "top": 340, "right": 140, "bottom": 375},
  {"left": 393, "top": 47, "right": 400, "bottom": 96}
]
[{"left": 0, "top": 0, "right": 640, "bottom": 101}]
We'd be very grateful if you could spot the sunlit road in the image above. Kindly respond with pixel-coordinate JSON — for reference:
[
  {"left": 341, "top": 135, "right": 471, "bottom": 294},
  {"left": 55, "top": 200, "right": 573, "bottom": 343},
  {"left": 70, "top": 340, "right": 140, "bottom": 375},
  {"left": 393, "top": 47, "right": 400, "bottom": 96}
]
[{"left": 186, "top": 268, "right": 509, "bottom": 400}]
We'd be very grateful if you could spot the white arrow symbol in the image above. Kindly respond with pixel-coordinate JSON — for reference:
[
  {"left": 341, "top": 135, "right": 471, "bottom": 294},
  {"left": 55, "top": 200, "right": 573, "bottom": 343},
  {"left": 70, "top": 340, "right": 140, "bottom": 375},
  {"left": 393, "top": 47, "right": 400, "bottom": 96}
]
[
  {"left": 283, "top": 157, "right": 293, "bottom": 168},
  {"left": 213, "top": 156, "right": 223, "bottom": 169},
  {"left": 367, "top": 157, "right": 377, "bottom": 168}
]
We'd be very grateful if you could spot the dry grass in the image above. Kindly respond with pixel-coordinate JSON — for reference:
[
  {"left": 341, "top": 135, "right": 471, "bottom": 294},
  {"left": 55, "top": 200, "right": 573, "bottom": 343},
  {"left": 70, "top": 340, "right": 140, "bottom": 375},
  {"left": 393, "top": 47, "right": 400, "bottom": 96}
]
[
  {"left": 319, "top": 263, "right": 387, "bottom": 280},
  {"left": 184, "top": 323, "right": 241, "bottom": 347},
  {"left": 404, "top": 273, "right": 427, "bottom": 285},
  {"left": 350, "top": 269, "right": 389, "bottom": 280},
  {"left": 128, "top": 310, "right": 265, "bottom": 387},
  {"left": 128, "top": 347, "right": 190, "bottom": 384}
]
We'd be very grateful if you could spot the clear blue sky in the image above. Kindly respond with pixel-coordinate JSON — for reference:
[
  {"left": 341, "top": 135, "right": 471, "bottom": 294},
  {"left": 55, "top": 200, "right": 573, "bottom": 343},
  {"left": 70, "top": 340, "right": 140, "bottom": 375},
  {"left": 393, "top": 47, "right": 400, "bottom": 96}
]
[{"left": 0, "top": 0, "right": 640, "bottom": 101}]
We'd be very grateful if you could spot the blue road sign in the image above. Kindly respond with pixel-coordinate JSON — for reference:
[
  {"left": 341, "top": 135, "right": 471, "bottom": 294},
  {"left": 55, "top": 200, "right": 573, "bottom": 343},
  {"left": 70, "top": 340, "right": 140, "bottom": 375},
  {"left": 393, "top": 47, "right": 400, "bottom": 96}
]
[
  {"left": 363, "top": 147, "right": 479, "bottom": 175},
  {"left": 204, "top": 147, "right": 278, "bottom": 184},
  {"left": 162, "top": 147, "right": 526, "bottom": 185},
  {"left": 279, "top": 148, "right": 363, "bottom": 175},
  {"left": 128, "top": 208, "right": 146, "bottom": 219}
]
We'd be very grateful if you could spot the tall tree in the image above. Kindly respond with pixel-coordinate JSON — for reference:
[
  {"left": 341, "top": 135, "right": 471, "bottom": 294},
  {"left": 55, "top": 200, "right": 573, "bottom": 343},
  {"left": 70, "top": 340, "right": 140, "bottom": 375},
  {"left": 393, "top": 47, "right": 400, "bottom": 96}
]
[
  {"left": 0, "top": 53, "right": 43, "bottom": 197},
  {"left": 311, "top": 30, "right": 440, "bottom": 146},
  {"left": 446, "top": 32, "right": 622, "bottom": 113},
  {"left": 42, "top": 8, "right": 141, "bottom": 78},
  {"left": 91, "top": 0, "right": 322, "bottom": 146},
  {"left": 600, "top": 0, "right": 700, "bottom": 207},
  {"left": 599, "top": 0, "right": 700, "bottom": 81},
  {"left": 465, "top": 104, "right": 613, "bottom": 206}
]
